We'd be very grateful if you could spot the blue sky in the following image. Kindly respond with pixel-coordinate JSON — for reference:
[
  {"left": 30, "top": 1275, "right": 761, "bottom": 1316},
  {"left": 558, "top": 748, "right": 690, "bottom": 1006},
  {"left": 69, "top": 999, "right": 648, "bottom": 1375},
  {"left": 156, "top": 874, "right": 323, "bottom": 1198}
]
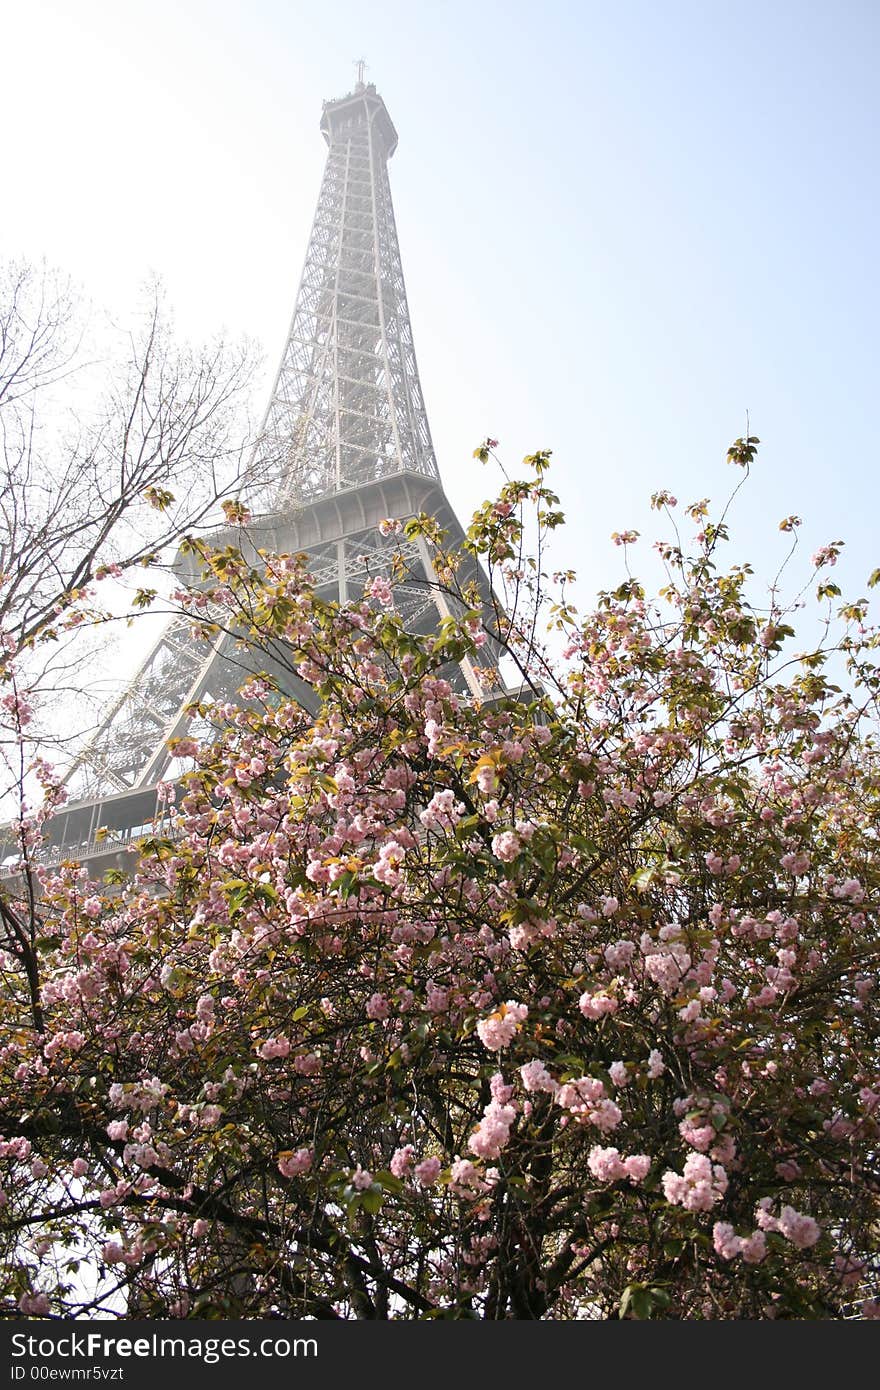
[{"left": 5, "top": 0, "right": 879, "bottom": 635}]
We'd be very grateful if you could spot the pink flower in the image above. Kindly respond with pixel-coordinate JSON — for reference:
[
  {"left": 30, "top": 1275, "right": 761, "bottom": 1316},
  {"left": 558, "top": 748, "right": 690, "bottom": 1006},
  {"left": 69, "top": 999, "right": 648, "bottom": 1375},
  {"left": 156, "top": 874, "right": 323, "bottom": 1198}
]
[
  {"left": 646, "top": 1049, "right": 665, "bottom": 1078},
  {"left": 775, "top": 1159, "right": 801, "bottom": 1181},
  {"left": 469, "top": 1100, "right": 516, "bottom": 1159},
  {"left": 555, "top": 1078, "right": 622, "bottom": 1133},
  {"left": 780, "top": 851, "right": 810, "bottom": 875},
  {"left": 366, "top": 992, "right": 390, "bottom": 1020},
  {"left": 679, "top": 1121, "right": 715, "bottom": 1152},
  {"left": 588, "top": 1146, "right": 626, "bottom": 1182},
  {"left": 662, "top": 1153, "right": 728, "bottom": 1212},
  {"left": 811, "top": 544, "right": 839, "bottom": 568},
  {"left": 490, "top": 1073, "right": 514, "bottom": 1104},
  {"left": 18, "top": 1292, "right": 50, "bottom": 1315},
  {"left": 448, "top": 1157, "right": 490, "bottom": 1197},
  {"left": 741, "top": 1231, "right": 767, "bottom": 1264},
  {"left": 414, "top": 1157, "right": 442, "bottom": 1186},
  {"left": 588, "top": 1147, "right": 650, "bottom": 1184},
  {"left": 476, "top": 1001, "right": 528, "bottom": 1051},
  {"left": 777, "top": 1205, "right": 820, "bottom": 1249},
  {"left": 710, "top": 1133, "right": 736, "bottom": 1167},
  {"left": 491, "top": 830, "right": 521, "bottom": 863},
  {"left": 294, "top": 1052, "right": 321, "bottom": 1075},
  {"left": 623, "top": 1154, "right": 651, "bottom": 1183},
  {"left": 839, "top": 878, "right": 865, "bottom": 903},
  {"left": 605, "top": 939, "right": 636, "bottom": 971},
  {"left": 373, "top": 839, "right": 407, "bottom": 885},
  {"left": 712, "top": 1223, "right": 767, "bottom": 1264},
  {"left": 644, "top": 951, "right": 689, "bottom": 994},
  {"left": 519, "top": 1059, "right": 558, "bottom": 1094},
  {"left": 171, "top": 738, "right": 199, "bottom": 757},
  {"left": 579, "top": 990, "right": 618, "bottom": 1020},
  {"left": 351, "top": 1165, "right": 373, "bottom": 1191},
  {"left": 713, "top": 1222, "right": 742, "bottom": 1261},
  {"left": 590, "top": 1098, "right": 624, "bottom": 1133},
  {"left": 365, "top": 575, "right": 394, "bottom": 607},
  {"left": 419, "top": 789, "right": 465, "bottom": 832},
  {"left": 390, "top": 1145, "right": 415, "bottom": 1178},
  {"left": 278, "top": 1147, "right": 313, "bottom": 1178}
]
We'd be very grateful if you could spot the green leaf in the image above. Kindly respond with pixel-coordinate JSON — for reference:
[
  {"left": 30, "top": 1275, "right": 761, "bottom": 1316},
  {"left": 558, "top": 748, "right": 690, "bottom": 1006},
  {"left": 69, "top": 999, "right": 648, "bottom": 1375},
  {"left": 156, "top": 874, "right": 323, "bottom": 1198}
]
[
  {"left": 631, "top": 865, "right": 656, "bottom": 891},
  {"left": 360, "top": 1186, "right": 383, "bottom": 1215}
]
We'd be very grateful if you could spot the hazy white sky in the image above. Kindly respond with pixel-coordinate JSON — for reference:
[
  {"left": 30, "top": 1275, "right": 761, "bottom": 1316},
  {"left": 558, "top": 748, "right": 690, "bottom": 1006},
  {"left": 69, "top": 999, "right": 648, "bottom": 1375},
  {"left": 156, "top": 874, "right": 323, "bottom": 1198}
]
[{"left": 5, "top": 0, "right": 879, "bottom": 631}]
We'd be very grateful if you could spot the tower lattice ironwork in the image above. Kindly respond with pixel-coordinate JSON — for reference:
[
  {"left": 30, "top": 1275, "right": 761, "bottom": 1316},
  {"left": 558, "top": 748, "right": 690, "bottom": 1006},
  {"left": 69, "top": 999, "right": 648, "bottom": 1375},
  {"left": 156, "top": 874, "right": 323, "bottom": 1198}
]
[{"left": 41, "top": 79, "right": 494, "bottom": 871}]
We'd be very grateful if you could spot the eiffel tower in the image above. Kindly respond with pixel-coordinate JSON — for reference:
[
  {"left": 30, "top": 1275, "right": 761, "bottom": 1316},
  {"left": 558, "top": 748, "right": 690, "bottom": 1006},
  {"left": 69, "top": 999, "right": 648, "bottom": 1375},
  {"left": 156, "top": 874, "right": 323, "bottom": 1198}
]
[{"left": 38, "top": 74, "right": 495, "bottom": 873}]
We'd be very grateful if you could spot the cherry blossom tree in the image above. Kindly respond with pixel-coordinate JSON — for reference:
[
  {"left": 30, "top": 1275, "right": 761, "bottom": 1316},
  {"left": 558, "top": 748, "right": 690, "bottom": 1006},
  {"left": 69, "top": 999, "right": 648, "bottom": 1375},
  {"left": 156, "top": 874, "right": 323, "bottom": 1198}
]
[{"left": 0, "top": 436, "right": 878, "bottom": 1319}]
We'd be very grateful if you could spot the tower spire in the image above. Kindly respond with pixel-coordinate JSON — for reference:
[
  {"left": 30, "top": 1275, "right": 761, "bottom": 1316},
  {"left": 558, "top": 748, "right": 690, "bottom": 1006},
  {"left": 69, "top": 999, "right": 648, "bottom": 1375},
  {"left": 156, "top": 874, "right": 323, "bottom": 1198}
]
[{"left": 247, "top": 78, "right": 435, "bottom": 512}]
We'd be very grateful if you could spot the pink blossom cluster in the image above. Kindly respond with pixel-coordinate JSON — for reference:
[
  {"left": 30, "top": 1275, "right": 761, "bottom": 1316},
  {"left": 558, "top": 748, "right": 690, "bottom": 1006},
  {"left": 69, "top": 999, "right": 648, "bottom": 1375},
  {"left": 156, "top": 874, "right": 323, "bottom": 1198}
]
[
  {"left": 448, "top": 1157, "right": 495, "bottom": 1199},
  {"left": 578, "top": 989, "right": 618, "bottom": 1020},
  {"left": 390, "top": 1145, "right": 414, "bottom": 1177},
  {"left": 712, "top": 1222, "right": 768, "bottom": 1265},
  {"left": 754, "top": 1198, "right": 821, "bottom": 1249},
  {"left": 419, "top": 789, "right": 465, "bottom": 833},
  {"left": 587, "top": 1146, "right": 651, "bottom": 1184},
  {"left": 519, "top": 1059, "right": 558, "bottom": 1094},
  {"left": 661, "top": 1153, "right": 729, "bottom": 1212},
  {"left": 364, "top": 575, "right": 394, "bottom": 607},
  {"left": 18, "top": 1292, "right": 50, "bottom": 1315},
  {"left": 469, "top": 1096, "right": 516, "bottom": 1159},
  {"left": 646, "top": 1049, "right": 666, "bottom": 1078},
  {"left": 373, "top": 839, "right": 407, "bottom": 887},
  {"left": 366, "top": 992, "right": 390, "bottom": 1020},
  {"left": 490, "top": 830, "right": 521, "bottom": 862},
  {"left": 555, "top": 1076, "right": 622, "bottom": 1133},
  {"left": 42, "top": 1030, "right": 85, "bottom": 1060},
  {"left": 811, "top": 543, "right": 840, "bottom": 568},
  {"left": 277, "top": 1147, "right": 312, "bottom": 1178},
  {"left": 643, "top": 946, "right": 691, "bottom": 995},
  {"left": 604, "top": 938, "right": 636, "bottom": 971},
  {"left": 476, "top": 1001, "right": 528, "bottom": 1051},
  {"left": 414, "top": 1156, "right": 442, "bottom": 1186}
]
